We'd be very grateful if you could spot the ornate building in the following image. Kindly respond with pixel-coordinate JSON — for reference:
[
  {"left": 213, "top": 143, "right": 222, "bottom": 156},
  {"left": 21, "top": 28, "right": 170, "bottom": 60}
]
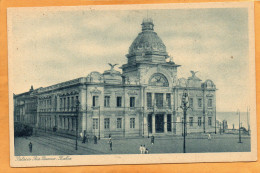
[{"left": 13, "top": 18, "right": 216, "bottom": 138}]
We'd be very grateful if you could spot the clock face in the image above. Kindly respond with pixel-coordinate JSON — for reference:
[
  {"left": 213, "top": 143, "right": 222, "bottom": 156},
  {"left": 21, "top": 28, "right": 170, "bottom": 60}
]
[{"left": 149, "top": 73, "right": 169, "bottom": 87}]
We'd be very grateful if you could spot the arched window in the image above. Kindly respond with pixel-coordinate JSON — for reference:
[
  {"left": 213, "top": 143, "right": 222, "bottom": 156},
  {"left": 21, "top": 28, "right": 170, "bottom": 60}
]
[{"left": 148, "top": 73, "right": 169, "bottom": 87}]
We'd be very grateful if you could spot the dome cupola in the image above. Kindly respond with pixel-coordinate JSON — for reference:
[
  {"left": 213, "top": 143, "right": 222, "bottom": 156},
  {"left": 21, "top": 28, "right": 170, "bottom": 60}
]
[{"left": 127, "top": 18, "right": 169, "bottom": 62}]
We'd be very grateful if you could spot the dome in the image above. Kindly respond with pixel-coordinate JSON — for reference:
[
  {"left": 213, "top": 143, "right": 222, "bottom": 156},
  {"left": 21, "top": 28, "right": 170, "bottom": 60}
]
[{"left": 128, "top": 18, "right": 168, "bottom": 57}]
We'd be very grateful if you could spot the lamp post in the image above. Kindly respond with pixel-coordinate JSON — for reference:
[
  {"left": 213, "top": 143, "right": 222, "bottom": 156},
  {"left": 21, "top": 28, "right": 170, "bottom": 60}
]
[
  {"left": 247, "top": 107, "right": 250, "bottom": 136},
  {"left": 238, "top": 109, "right": 242, "bottom": 143},
  {"left": 98, "top": 106, "right": 100, "bottom": 140},
  {"left": 45, "top": 117, "right": 47, "bottom": 133},
  {"left": 219, "top": 122, "right": 222, "bottom": 134},
  {"left": 180, "top": 89, "right": 190, "bottom": 153},
  {"left": 214, "top": 106, "right": 217, "bottom": 134},
  {"left": 75, "top": 100, "right": 80, "bottom": 150},
  {"left": 147, "top": 123, "right": 150, "bottom": 138}
]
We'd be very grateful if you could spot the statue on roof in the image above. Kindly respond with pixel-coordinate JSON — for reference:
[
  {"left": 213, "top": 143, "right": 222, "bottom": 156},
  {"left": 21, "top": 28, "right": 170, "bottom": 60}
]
[
  {"left": 190, "top": 71, "right": 199, "bottom": 78},
  {"left": 108, "top": 63, "right": 118, "bottom": 70}
]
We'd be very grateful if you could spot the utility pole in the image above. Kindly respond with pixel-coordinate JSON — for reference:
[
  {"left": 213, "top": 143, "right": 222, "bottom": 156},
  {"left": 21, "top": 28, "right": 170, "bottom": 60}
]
[
  {"left": 219, "top": 122, "right": 222, "bottom": 134},
  {"left": 238, "top": 109, "right": 242, "bottom": 143},
  {"left": 247, "top": 106, "right": 250, "bottom": 136},
  {"left": 180, "top": 89, "right": 190, "bottom": 153},
  {"left": 222, "top": 120, "right": 225, "bottom": 133},
  {"left": 75, "top": 100, "right": 80, "bottom": 150},
  {"left": 215, "top": 106, "right": 217, "bottom": 134}
]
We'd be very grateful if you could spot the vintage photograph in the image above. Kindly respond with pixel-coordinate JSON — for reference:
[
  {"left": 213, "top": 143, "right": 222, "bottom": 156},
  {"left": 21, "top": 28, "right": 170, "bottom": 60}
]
[{"left": 8, "top": 2, "right": 256, "bottom": 167}]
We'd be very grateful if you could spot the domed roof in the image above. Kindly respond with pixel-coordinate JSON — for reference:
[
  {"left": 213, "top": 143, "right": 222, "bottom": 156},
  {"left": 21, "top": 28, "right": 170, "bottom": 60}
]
[{"left": 128, "top": 18, "right": 168, "bottom": 57}]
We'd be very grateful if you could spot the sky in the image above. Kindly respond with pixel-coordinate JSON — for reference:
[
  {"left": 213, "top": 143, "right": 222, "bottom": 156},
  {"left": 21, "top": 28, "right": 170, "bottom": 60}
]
[{"left": 8, "top": 5, "right": 253, "bottom": 112}]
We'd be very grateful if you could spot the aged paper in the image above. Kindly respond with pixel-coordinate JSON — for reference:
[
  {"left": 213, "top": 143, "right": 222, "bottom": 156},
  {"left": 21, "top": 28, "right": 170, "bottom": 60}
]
[{"left": 8, "top": 2, "right": 256, "bottom": 167}]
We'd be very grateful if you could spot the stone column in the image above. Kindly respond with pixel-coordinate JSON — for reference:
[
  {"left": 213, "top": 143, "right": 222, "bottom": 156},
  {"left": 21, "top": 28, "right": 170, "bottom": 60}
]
[
  {"left": 164, "top": 114, "right": 167, "bottom": 133},
  {"left": 153, "top": 93, "right": 156, "bottom": 108},
  {"left": 152, "top": 114, "right": 155, "bottom": 134},
  {"left": 80, "top": 85, "right": 87, "bottom": 133}
]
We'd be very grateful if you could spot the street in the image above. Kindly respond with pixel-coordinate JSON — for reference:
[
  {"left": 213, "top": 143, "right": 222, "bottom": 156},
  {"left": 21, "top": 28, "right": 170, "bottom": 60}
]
[{"left": 14, "top": 133, "right": 251, "bottom": 156}]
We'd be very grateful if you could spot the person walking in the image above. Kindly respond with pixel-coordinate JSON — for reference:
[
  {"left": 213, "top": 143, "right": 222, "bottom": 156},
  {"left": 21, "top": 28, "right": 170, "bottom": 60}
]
[
  {"left": 82, "top": 134, "right": 86, "bottom": 143},
  {"left": 143, "top": 145, "right": 146, "bottom": 154},
  {"left": 108, "top": 137, "right": 112, "bottom": 151},
  {"left": 139, "top": 145, "right": 143, "bottom": 154},
  {"left": 208, "top": 133, "right": 211, "bottom": 140},
  {"left": 28, "top": 142, "right": 33, "bottom": 153},
  {"left": 94, "top": 135, "right": 97, "bottom": 144},
  {"left": 151, "top": 135, "right": 154, "bottom": 145},
  {"left": 145, "top": 148, "right": 149, "bottom": 154}
]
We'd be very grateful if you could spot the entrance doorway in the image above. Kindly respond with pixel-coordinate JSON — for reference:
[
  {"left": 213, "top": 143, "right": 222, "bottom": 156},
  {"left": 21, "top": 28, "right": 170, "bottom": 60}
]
[
  {"left": 148, "top": 114, "right": 152, "bottom": 133},
  {"left": 155, "top": 114, "right": 164, "bottom": 133},
  {"left": 167, "top": 114, "right": 172, "bottom": 132}
]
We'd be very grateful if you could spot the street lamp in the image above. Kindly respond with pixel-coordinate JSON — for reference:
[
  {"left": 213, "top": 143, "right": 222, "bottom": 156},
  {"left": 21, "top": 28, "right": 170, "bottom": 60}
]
[
  {"left": 98, "top": 106, "right": 100, "bottom": 140},
  {"left": 45, "top": 117, "right": 47, "bottom": 133},
  {"left": 179, "top": 89, "right": 191, "bottom": 153},
  {"left": 238, "top": 109, "right": 242, "bottom": 143},
  {"left": 219, "top": 122, "right": 222, "bottom": 134},
  {"left": 75, "top": 100, "right": 80, "bottom": 150},
  {"left": 147, "top": 123, "right": 150, "bottom": 138}
]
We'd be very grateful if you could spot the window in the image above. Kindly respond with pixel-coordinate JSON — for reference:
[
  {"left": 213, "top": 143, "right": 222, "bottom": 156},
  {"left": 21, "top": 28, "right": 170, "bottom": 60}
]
[
  {"left": 208, "top": 117, "right": 212, "bottom": 126},
  {"left": 93, "top": 118, "right": 98, "bottom": 129},
  {"left": 71, "top": 97, "right": 74, "bottom": 110},
  {"left": 117, "top": 96, "right": 122, "bottom": 107},
  {"left": 92, "top": 96, "right": 99, "bottom": 107},
  {"left": 208, "top": 98, "right": 213, "bottom": 107},
  {"left": 198, "top": 117, "right": 202, "bottom": 126},
  {"left": 117, "top": 118, "right": 122, "bottom": 128},
  {"left": 166, "top": 93, "right": 171, "bottom": 107},
  {"left": 130, "top": 97, "right": 135, "bottom": 108},
  {"left": 67, "top": 97, "right": 70, "bottom": 110},
  {"left": 63, "top": 98, "right": 66, "bottom": 110},
  {"left": 189, "top": 98, "right": 193, "bottom": 108},
  {"left": 104, "top": 118, "right": 110, "bottom": 129},
  {"left": 104, "top": 96, "right": 110, "bottom": 107},
  {"left": 198, "top": 98, "right": 202, "bottom": 108},
  {"left": 155, "top": 93, "right": 163, "bottom": 108},
  {"left": 147, "top": 93, "right": 152, "bottom": 108},
  {"left": 130, "top": 118, "right": 135, "bottom": 128},
  {"left": 189, "top": 117, "right": 193, "bottom": 126}
]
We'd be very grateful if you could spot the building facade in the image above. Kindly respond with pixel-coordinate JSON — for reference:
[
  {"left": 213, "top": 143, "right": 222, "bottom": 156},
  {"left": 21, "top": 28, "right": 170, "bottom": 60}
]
[{"left": 13, "top": 18, "right": 217, "bottom": 138}]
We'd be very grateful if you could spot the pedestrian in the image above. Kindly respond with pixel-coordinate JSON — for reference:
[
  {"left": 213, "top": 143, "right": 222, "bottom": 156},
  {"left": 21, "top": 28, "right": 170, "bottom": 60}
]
[
  {"left": 108, "top": 137, "right": 112, "bottom": 151},
  {"left": 151, "top": 135, "right": 154, "bottom": 145},
  {"left": 139, "top": 145, "right": 143, "bottom": 154},
  {"left": 94, "top": 135, "right": 97, "bottom": 144},
  {"left": 145, "top": 148, "right": 149, "bottom": 154},
  {"left": 143, "top": 145, "right": 146, "bottom": 154},
  {"left": 28, "top": 142, "right": 32, "bottom": 153},
  {"left": 208, "top": 133, "right": 211, "bottom": 140},
  {"left": 82, "top": 134, "right": 86, "bottom": 143}
]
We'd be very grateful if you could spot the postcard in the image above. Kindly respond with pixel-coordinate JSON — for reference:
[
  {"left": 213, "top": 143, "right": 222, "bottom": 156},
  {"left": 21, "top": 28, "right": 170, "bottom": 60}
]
[{"left": 8, "top": 2, "right": 256, "bottom": 167}]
